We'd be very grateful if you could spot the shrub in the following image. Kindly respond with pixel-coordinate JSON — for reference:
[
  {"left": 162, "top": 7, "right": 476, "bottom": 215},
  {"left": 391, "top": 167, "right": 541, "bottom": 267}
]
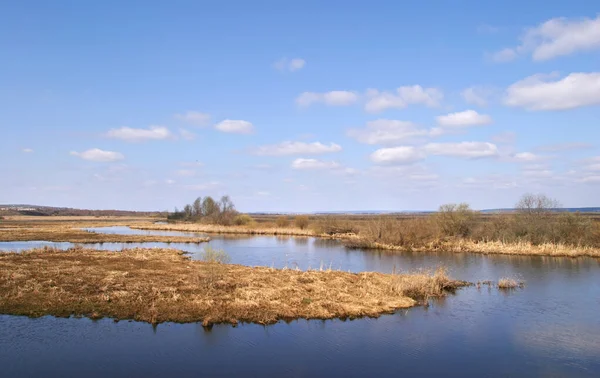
[
  {"left": 435, "top": 203, "right": 475, "bottom": 237},
  {"left": 199, "top": 246, "right": 231, "bottom": 264},
  {"left": 276, "top": 215, "right": 290, "bottom": 228},
  {"left": 294, "top": 215, "right": 310, "bottom": 230},
  {"left": 358, "top": 216, "right": 438, "bottom": 248},
  {"left": 233, "top": 214, "right": 254, "bottom": 226},
  {"left": 313, "top": 216, "right": 358, "bottom": 235}
]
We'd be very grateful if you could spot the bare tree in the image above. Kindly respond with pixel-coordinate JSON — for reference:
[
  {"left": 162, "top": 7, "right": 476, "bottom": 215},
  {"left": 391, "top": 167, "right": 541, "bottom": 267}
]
[
  {"left": 515, "top": 193, "right": 560, "bottom": 216},
  {"left": 201, "top": 196, "right": 219, "bottom": 217},
  {"left": 192, "top": 197, "right": 202, "bottom": 217},
  {"left": 183, "top": 204, "right": 193, "bottom": 219},
  {"left": 219, "top": 195, "right": 235, "bottom": 213}
]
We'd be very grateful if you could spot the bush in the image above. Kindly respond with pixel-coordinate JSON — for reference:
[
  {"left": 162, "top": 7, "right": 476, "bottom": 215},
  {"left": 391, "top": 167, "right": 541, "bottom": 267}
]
[
  {"left": 199, "top": 246, "right": 231, "bottom": 264},
  {"left": 358, "top": 216, "right": 438, "bottom": 248},
  {"left": 233, "top": 214, "right": 254, "bottom": 226},
  {"left": 313, "top": 216, "right": 358, "bottom": 235},
  {"left": 276, "top": 215, "right": 290, "bottom": 228},
  {"left": 435, "top": 203, "right": 475, "bottom": 237},
  {"left": 294, "top": 215, "right": 310, "bottom": 230}
]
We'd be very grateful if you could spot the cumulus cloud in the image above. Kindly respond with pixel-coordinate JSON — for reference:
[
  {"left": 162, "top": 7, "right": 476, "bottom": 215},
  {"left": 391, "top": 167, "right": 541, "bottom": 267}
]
[
  {"left": 436, "top": 110, "right": 492, "bottom": 127},
  {"left": 214, "top": 119, "right": 254, "bottom": 134},
  {"left": 489, "top": 48, "right": 518, "bottom": 62},
  {"left": 174, "top": 111, "right": 211, "bottom": 126},
  {"left": 107, "top": 126, "right": 172, "bottom": 142},
  {"left": 365, "top": 85, "right": 443, "bottom": 112},
  {"left": 492, "top": 132, "right": 517, "bottom": 144},
  {"left": 511, "top": 152, "right": 543, "bottom": 162},
  {"left": 179, "top": 128, "right": 196, "bottom": 140},
  {"left": 254, "top": 141, "right": 342, "bottom": 156},
  {"left": 296, "top": 91, "right": 358, "bottom": 107},
  {"left": 273, "top": 57, "right": 306, "bottom": 72},
  {"left": 291, "top": 158, "right": 341, "bottom": 170},
  {"left": 70, "top": 148, "right": 124, "bottom": 162},
  {"left": 504, "top": 72, "right": 600, "bottom": 110},
  {"left": 493, "top": 15, "right": 600, "bottom": 62},
  {"left": 22, "top": 148, "right": 33, "bottom": 153},
  {"left": 535, "top": 142, "right": 593, "bottom": 152},
  {"left": 424, "top": 142, "right": 499, "bottom": 158},
  {"left": 347, "top": 119, "right": 434, "bottom": 145},
  {"left": 461, "top": 86, "right": 493, "bottom": 107},
  {"left": 370, "top": 146, "right": 426, "bottom": 164}
]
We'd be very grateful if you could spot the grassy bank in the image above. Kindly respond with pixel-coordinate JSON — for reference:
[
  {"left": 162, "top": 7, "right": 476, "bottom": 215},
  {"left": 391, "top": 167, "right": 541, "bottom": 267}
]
[
  {"left": 343, "top": 238, "right": 600, "bottom": 258},
  {"left": 0, "top": 247, "right": 466, "bottom": 325},
  {"left": 0, "top": 227, "right": 209, "bottom": 244},
  {"left": 130, "top": 223, "right": 318, "bottom": 237}
]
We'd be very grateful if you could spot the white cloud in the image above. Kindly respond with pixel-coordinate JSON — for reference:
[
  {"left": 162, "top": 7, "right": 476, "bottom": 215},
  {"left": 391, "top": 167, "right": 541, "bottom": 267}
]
[
  {"left": 254, "top": 141, "right": 342, "bottom": 156},
  {"left": 535, "top": 142, "right": 593, "bottom": 152},
  {"left": 183, "top": 181, "right": 221, "bottom": 190},
  {"left": 490, "top": 48, "right": 518, "bottom": 62},
  {"left": 579, "top": 175, "right": 600, "bottom": 183},
  {"left": 296, "top": 91, "right": 358, "bottom": 107},
  {"left": 291, "top": 158, "right": 340, "bottom": 170},
  {"left": 461, "top": 86, "right": 493, "bottom": 107},
  {"left": 424, "top": 142, "right": 498, "bottom": 158},
  {"left": 273, "top": 57, "right": 306, "bottom": 72},
  {"left": 511, "top": 152, "right": 543, "bottom": 162},
  {"left": 214, "top": 119, "right": 254, "bottom": 134},
  {"left": 107, "top": 126, "right": 171, "bottom": 142},
  {"left": 179, "top": 128, "right": 196, "bottom": 140},
  {"left": 175, "top": 169, "right": 196, "bottom": 177},
  {"left": 505, "top": 72, "right": 600, "bottom": 110},
  {"left": 347, "top": 119, "right": 433, "bottom": 145},
  {"left": 70, "top": 148, "right": 124, "bottom": 162},
  {"left": 370, "top": 146, "right": 426, "bottom": 164},
  {"left": 165, "top": 179, "right": 176, "bottom": 185},
  {"left": 495, "top": 15, "right": 600, "bottom": 62},
  {"left": 22, "top": 148, "right": 33, "bottom": 153},
  {"left": 365, "top": 85, "right": 443, "bottom": 112},
  {"left": 175, "top": 111, "right": 211, "bottom": 126},
  {"left": 436, "top": 110, "right": 492, "bottom": 127},
  {"left": 492, "top": 131, "right": 516, "bottom": 144}
]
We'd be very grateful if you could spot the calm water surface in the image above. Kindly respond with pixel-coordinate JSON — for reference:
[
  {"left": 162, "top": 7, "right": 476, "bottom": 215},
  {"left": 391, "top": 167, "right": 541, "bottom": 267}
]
[{"left": 1, "top": 227, "right": 599, "bottom": 377}]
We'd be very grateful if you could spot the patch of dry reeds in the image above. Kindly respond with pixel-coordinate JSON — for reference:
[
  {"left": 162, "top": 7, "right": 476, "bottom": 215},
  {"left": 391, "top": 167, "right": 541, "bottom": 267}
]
[{"left": 0, "top": 247, "right": 467, "bottom": 325}]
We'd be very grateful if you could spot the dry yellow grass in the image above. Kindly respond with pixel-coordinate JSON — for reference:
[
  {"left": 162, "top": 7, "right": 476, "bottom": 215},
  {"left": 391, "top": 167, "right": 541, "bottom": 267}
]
[
  {"left": 345, "top": 239, "right": 600, "bottom": 258},
  {"left": 0, "top": 247, "right": 466, "bottom": 325},
  {"left": 497, "top": 277, "right": 524, "bottom": 289},
  {"left": 0, "top": 227, "right": 209, "bottom": 244},
  {"left": 131, "top": 223, "right": 319, "bottom": 237}
]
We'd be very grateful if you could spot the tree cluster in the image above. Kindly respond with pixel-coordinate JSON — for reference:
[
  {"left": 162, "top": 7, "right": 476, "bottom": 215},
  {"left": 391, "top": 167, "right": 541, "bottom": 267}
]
[{"left": 168, "top": 195, "right": 237, "bottom": 225}]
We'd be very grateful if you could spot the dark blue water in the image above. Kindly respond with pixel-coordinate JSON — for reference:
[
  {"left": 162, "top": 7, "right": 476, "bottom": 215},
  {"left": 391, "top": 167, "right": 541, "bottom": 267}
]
[{"left": 1, "top": 227, "right": 599, "bottom": 377}]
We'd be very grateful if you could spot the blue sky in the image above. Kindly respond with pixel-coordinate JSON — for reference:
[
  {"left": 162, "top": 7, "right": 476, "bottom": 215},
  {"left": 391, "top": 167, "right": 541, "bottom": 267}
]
[{"left": 2, "top": 1, "right": 600, "bottom": 212}]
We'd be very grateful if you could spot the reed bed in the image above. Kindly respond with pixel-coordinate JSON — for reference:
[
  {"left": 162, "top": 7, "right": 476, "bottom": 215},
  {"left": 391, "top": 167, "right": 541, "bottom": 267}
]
[
  {"left": 0, "top": 227, "right": 209, "bottom": 244},
  {"left": 0, "top": 247, "right": 467, "bottom": 325},
  {"left": 130, "top": 223, "right": 318, "bottom": 237}
]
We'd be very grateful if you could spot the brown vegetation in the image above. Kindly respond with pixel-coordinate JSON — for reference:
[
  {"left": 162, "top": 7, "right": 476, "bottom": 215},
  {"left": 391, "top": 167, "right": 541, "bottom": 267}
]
[
  {"left": 0, "top": 247, "right": 466, "bottom": 325},
  {"left": 0, "top": 227, "right": 209, "bottom": 244},
  {"left": 497, "top": 277, "right": 525, "bottom": 289}
]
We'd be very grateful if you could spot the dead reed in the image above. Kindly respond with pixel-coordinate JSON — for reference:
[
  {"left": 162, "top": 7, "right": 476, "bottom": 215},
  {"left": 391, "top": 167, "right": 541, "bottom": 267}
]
[{"left": 0, "top": 247, "right": 467, "bottom": 325}]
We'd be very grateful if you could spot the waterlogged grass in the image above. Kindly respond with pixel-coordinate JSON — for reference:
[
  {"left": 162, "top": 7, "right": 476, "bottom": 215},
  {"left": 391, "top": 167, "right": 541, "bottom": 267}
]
[
  {"left": 0, "top": 247, "right": 468, "bottom": 326},
  {"left": 498, "top": 277, "right": 525, "bottom": 290}
]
